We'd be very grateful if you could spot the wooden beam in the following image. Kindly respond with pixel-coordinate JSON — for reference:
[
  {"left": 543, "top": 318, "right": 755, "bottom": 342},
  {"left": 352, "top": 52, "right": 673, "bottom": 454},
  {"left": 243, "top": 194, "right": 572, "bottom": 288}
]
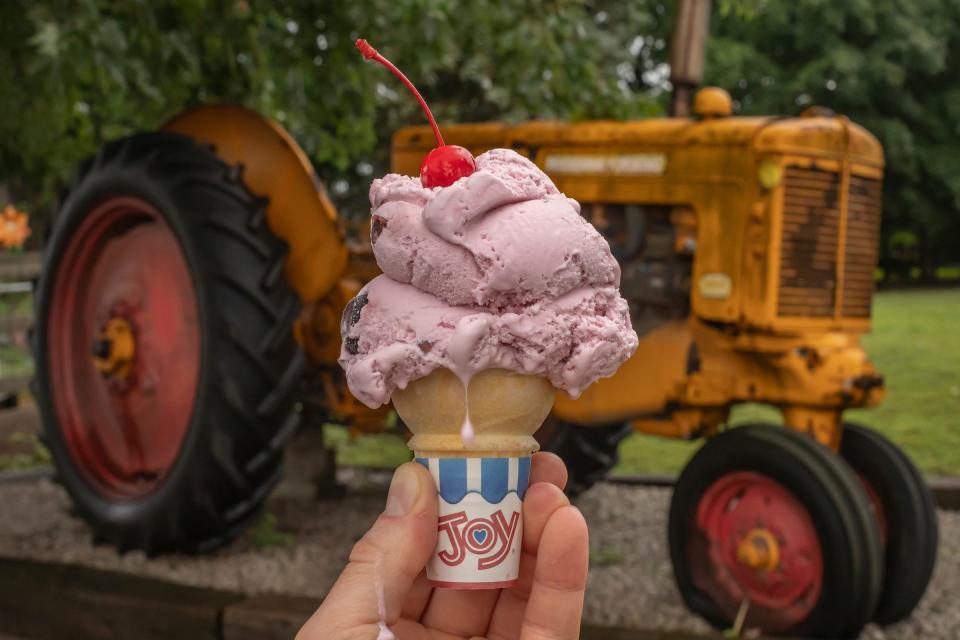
[
  {"left": 0, "top": 557, "right": 243, "bottom": 640},
  {"left": 0, "top": 253, "right": 40, "bottom": 282},
  {"left": 0, "top": 556, "right": 728, "bottom": 640},
  {"left": 222, "top": 594, "right": 315, "bottom": 640}
]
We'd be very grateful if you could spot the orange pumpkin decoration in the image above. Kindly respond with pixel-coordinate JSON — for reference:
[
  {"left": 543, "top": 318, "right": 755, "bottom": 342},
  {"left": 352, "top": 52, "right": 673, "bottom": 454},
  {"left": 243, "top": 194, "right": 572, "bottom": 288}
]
[{"left": 0, "top": 205, "right": 31, "bottom": 249}]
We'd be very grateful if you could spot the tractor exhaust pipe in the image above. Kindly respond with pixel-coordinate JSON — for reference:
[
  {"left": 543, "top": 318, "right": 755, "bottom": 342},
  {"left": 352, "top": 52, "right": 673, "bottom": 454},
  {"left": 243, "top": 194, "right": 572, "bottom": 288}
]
[{"left": 668, "top": 0, "right": 712, "bottom": 117}]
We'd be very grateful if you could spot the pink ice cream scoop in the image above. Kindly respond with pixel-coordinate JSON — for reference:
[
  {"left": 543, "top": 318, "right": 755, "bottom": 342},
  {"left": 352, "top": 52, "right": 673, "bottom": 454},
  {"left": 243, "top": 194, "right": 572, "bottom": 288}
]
[
  {"left": 370, "top": 148, "right": 620, "bottom": 309},
  {"left": 339, "top": 149, "right": 638, "bottom": 409}
]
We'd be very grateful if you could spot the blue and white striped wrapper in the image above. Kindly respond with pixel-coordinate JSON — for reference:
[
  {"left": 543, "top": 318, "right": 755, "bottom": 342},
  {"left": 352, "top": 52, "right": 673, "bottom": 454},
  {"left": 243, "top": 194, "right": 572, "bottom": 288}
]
[
  {"left": 416, "top": 456, "right": 531, "bottom": 588},
  {"left": 415, "top": 457, "right": 531, "bottom": 504}
]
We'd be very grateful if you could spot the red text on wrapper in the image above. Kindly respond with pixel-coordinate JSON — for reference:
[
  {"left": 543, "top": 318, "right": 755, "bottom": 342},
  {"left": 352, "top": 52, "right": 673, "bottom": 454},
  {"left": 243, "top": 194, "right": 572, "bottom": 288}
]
[{"left": 437, "top": 509, "right": 520, "bottom": 570}]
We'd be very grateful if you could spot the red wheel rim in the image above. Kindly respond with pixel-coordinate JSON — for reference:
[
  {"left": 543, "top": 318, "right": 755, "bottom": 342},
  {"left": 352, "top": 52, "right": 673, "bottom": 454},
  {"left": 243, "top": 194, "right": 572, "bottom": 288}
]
[
  {"left": 689, "top": 471, "right": 824, "bottom": 632},
  {"left": 47, "top": 196, "right": 200, "bottom": 499}
]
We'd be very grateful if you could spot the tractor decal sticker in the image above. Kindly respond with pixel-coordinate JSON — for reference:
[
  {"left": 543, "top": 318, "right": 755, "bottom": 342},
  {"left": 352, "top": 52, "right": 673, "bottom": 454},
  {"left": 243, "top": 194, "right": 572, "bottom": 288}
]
[{"left": 544, "top": 152, "right": 667, "bottom": 176}]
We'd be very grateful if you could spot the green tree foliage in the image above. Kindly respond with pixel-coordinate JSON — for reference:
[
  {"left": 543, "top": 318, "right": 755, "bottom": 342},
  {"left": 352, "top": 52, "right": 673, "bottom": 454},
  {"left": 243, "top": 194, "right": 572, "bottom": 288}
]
[
  {"left": 1, "top": 1, "right": 957, "bottom": 274},
  {"left": 0, "top": 0, "right": 661, "bottom": 219},
  {"left": 705, "top": 0, "right": 960, "bottom": 278}
]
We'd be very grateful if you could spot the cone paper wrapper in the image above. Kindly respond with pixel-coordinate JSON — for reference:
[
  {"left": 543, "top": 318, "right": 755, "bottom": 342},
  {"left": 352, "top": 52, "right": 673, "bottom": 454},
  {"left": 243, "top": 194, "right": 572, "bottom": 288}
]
[
  {"left": 416, "top": 456, "right": 530, "bottom": 587},
  {"left": 393, "top": 369, "right": 554, "bottom": 587}
]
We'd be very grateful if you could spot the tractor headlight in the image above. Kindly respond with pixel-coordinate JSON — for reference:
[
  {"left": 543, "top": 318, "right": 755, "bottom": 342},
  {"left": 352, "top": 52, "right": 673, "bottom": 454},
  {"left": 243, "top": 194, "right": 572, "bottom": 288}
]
[{"left": 758, "top": 160, "right": 783, "bottom": 190}]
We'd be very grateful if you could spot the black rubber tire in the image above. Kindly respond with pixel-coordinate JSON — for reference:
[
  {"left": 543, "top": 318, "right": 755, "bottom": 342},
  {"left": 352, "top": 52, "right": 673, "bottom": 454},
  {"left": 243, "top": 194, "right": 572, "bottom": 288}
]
[
  {"left": 32, "top": 132, "right": 303, "bottom": 554},
  {"left": 840, "top": 423, "right": 938, "bottom": 625},
  {"left": 536, "top": 417, "right": 632, "bottom": 496},
  {"left": 668, "top": 425, "right": 883, "bottom": 638}
]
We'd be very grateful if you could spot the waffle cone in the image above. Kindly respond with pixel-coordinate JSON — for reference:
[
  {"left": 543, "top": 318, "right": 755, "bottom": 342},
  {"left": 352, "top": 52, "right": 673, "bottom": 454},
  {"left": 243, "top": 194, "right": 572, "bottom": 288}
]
[{"left": 393, "top": 368, "right": 555, "bottom": 457}]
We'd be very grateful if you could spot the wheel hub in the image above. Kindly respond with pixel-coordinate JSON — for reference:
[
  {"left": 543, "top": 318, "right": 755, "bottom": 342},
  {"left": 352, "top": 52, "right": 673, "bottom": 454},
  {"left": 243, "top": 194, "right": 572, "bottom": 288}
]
[
  {"left": 92, "top": 315, "right": 137, "bottom": 382},
  {"left": 736, "top": 527, "right": 780, "bottom": 572}
]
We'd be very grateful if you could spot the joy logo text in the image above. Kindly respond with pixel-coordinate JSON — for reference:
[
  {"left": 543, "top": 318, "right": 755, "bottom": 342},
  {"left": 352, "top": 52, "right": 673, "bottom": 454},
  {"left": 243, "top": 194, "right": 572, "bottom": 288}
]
[{"left": 437, "top": 509, "right": 520, "bottom": 570}]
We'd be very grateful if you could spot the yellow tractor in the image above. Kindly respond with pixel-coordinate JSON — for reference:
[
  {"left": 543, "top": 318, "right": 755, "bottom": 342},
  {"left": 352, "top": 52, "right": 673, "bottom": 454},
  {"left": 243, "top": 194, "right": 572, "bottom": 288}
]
[
  {"left": 32, "top": 88, "right": 935, "bottom": 637},
  {"left": 393, "top": 93, "right": 937, "bottom": 636}
]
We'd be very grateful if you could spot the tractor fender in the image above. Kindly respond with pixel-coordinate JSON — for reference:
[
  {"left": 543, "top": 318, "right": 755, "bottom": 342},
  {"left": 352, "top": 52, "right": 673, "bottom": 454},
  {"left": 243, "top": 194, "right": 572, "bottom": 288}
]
[{"left": 163, "top": 104, "right": 347, "bottom": 305}]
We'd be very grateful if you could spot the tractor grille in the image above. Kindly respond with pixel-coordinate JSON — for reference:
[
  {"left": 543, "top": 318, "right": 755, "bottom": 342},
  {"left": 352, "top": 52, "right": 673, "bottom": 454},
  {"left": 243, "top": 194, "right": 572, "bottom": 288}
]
[
  {"left": 777, "top": 167, "right": 881, "bottom": 319},
  {"left": 778, "top": 167, "right": 840, "bottom": 317},
  {"left": 842, "top": 176, "right": 882, "bottom": 318}
]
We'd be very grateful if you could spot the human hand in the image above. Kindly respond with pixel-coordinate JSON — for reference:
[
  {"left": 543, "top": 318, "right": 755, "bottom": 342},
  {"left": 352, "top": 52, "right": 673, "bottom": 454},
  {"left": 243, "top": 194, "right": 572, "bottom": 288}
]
[{"left": 296, "top": 452, "right": 588, "bottom": 640}]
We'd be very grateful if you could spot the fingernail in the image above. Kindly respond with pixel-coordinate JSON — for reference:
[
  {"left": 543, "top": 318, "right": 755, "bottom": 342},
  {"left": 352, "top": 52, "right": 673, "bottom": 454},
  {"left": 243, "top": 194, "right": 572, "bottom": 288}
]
[{"left": 384, "top": 463, "right": 420, "bottom": 517}]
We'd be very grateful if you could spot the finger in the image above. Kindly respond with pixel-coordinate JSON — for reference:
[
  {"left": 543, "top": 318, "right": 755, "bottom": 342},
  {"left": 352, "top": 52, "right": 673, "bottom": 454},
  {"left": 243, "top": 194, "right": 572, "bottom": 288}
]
[
  {"left": 487, "top": 552, "right": 538, "bottom": 640},
  {"left": 389, "top": 618, "right": 449, "bottom": 639},
  {"left": 486, "top": 482, "right": 572, "bottom": 639},
  {"left": 521, "top": 482, "right": 571, "bottom": 555},
  {"left": 419, "top": 584, "right": 501, "bottom": 637},
  {"left": 529, "top": 451, "right": 567, "bottom": 491},
  {"left": 400, "top": 571, "right": 433, "bottom": 620},
  {"left": 519, "top": 506, "right": 589, "bottom": 639},
  {"left": 295, "top": 462, "right": 438, "bottom": 640}
]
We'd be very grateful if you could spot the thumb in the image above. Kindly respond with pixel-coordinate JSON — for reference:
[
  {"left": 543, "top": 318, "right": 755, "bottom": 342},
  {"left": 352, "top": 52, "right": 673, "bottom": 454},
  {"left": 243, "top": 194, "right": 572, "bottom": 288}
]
[{"left": 297, "top": 461, "right": 438, "bottom": 639}]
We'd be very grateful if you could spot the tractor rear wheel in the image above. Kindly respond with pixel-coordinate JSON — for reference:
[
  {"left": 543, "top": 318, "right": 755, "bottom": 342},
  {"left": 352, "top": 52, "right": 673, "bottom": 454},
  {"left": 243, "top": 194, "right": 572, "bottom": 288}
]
[
  {"left": 33, "top": 132, "right": 303, "bottom": 553},
  {"left": 840, "top": 423, "right": 938, "bottom": 625},
  {"left": 535, "top": 417, "right": 632, "bottom": 496},
  {"left": 668, "top": 424, "right": 883, "bottom": 638}
]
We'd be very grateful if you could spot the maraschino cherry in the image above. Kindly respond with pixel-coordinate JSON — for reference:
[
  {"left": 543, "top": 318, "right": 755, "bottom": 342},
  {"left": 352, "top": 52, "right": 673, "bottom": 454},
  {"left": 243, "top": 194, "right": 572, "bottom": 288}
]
[{"left": 356, "top": 39, "right": 476, "bottom": 188}]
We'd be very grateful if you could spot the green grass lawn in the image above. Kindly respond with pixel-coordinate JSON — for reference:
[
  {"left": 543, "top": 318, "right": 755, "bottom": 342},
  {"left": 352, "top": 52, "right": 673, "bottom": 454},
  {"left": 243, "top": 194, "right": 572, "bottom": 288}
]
[
  {"left": 614, "top": 288, "right": 960, "bottom": 477},
  {"left": 329, "top": 288, "right": 960, "bottom": 479},
  {"left": 847, "top": 289, "right": 960, "bottom": 474},
  {"left": 0, "top": 291, "right": 34, "bottom": 379},
  {"left": 325, "top": 422, "right": 412, "bottom": 469},
  {"left": 0, "top": 343, "right": 33, "bottom": 377}
]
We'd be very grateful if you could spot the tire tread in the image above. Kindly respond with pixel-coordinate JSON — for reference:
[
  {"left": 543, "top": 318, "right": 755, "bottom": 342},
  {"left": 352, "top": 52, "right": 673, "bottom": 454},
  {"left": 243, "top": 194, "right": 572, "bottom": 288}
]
[{"left": 32, "top": 132, "right": 303, "bottom": 554}]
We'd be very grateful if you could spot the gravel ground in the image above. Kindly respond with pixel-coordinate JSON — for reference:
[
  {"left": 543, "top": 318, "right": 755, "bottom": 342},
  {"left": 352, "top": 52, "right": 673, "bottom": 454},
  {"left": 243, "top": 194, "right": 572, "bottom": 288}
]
[{"left": 0, "top": 471, "right": 956, "bottom": 639}]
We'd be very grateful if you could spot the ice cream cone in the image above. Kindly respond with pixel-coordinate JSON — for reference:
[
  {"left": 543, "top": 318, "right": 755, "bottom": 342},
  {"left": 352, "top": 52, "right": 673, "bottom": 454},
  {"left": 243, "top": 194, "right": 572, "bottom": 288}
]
[
  {"left": 393, "top": 367, "right": 554, "bottom": 457},
  {"left": 392, "top": 368, "right": 555, "bottom": 589}
]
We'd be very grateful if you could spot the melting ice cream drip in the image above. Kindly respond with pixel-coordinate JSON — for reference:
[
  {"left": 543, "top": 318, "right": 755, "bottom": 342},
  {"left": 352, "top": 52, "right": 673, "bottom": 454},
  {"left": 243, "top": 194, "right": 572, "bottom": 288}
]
[
  {"left": 375, "top": 556, "right": 395, "bottom": 640},
  {"left": 460, "top": 376, "right": 475, "bottom": 446},
  {"left": 447, "top": 316, "right": 490, "bottom": 447}
]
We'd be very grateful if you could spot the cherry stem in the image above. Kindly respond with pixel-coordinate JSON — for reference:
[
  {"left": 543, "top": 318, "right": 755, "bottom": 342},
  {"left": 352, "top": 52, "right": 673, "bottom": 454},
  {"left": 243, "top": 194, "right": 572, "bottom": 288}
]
[{"left": 356, "top": 39, "right": 445, "bottom": 147}]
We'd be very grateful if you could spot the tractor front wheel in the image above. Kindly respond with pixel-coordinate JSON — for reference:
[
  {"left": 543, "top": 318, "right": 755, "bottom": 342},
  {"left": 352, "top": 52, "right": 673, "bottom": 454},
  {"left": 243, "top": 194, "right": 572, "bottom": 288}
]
[
  {"left": 668, "top": 424, "right": 883, "bottom": 638},
  {"left": 33, "top": 132, "right": 303, "bottom": 553},
  {"left": 840, "top": 423, "right": 938, "bottom": 625}
]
